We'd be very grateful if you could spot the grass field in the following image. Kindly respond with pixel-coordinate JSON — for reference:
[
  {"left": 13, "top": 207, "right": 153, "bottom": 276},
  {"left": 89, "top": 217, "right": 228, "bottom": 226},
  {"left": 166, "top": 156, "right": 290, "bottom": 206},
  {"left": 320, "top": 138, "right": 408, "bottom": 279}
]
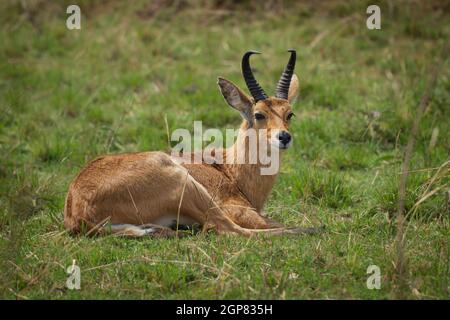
[{"left": 0, "top": 0, "right": 449, "bottom": 299}]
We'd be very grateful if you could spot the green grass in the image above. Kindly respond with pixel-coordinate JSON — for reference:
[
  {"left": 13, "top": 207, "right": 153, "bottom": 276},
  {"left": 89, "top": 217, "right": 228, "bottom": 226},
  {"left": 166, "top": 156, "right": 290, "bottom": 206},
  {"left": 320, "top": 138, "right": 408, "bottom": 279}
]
[{"left": 0, "top": 0, "right": 449, "bottom": 299}]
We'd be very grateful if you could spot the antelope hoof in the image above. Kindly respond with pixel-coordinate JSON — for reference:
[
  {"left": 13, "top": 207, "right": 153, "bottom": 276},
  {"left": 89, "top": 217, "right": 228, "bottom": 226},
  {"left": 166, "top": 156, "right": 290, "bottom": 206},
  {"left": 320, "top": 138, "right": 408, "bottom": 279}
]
[{"left": 285, "top": 225, "right": 326, "bottom": 235}]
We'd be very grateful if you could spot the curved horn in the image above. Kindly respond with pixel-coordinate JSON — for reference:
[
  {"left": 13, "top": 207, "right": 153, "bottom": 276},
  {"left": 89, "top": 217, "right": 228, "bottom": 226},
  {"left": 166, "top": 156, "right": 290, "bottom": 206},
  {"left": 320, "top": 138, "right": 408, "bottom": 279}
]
[
  {"left": 242, "top": 50, "right": 268, "bottom": 102},
  {"left": 275, "top": 49, "right": 296, "bottom": 100}
]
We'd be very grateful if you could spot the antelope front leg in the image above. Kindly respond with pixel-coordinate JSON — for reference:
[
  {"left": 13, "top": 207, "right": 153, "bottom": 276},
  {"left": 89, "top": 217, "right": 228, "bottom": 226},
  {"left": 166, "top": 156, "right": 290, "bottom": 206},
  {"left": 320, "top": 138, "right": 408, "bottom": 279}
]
[
  {"left": 260, "top": 213, "right": 285, "bottom": 228},
  {"left": 179, "top": 174, "right": 307, "bottom": 236},
  {"left": 177, "top": 170, "right": 321, "bottom": 237},
  {"left": 220, "top": 200, "right": 325, "bottom": 236},
  {"left": 222, "top": 202, "right": 277, "bottom": 229},
  {"left": 220, "top": 199, "right": 284, "bottom": 229},
  {"left": 178, "top": 172, "right": 252, "bottom": 235}
]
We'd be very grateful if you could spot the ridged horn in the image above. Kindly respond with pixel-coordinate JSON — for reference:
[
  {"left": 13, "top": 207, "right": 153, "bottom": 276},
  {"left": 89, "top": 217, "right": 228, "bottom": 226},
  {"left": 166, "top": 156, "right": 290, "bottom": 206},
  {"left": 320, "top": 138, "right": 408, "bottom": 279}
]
[
  {"left": 241, "top": 50, "right": 268, "bottom": 102},
  {"left": 275, "top": 49, "right": 296, "bottom": 100}
]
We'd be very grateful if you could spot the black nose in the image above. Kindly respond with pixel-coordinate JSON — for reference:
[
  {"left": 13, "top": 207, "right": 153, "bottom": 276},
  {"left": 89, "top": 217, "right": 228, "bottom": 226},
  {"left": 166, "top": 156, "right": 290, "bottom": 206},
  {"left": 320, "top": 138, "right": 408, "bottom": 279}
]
[{"left": 278, "top": 131, "right": 291, "bottom": 145}]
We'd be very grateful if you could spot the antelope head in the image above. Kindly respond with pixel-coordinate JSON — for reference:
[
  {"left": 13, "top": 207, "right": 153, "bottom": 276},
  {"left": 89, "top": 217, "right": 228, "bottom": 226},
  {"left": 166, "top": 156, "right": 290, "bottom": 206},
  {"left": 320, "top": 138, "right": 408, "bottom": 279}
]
[{"left": 218, "top": 50, "right": 299, "bottom": 151}]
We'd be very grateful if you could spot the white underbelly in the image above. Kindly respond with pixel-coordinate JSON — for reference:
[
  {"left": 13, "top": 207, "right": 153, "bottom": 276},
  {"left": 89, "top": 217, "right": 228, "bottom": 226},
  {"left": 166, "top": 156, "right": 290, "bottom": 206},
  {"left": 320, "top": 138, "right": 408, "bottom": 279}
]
[{"left": 152, "top": 214, "right": 198, "bottom": 228}]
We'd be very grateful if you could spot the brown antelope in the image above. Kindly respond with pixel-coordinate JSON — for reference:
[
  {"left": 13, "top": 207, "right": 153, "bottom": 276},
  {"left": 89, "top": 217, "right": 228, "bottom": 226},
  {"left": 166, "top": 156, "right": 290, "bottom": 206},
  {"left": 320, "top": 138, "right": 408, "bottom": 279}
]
[{"left": 64, "top": 50, "right": 319, "bottom": 237}]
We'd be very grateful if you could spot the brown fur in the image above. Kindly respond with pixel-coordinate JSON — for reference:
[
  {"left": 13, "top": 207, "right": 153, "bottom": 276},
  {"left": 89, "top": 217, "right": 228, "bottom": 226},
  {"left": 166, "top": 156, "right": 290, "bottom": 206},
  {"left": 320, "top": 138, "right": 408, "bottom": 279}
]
[{"left": 64, "top": 74, "right": 305, "bottom": 237}]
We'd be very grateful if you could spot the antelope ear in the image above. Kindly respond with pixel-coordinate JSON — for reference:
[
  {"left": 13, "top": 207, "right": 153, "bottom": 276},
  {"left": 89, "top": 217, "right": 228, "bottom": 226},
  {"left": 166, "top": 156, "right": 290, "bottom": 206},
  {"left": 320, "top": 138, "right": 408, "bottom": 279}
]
[
  {"left": 288, "top": 74, "right": 299, "bottom": 104},
  {"left": 217, "top": 77, "right": 254, "bottom": 126}
]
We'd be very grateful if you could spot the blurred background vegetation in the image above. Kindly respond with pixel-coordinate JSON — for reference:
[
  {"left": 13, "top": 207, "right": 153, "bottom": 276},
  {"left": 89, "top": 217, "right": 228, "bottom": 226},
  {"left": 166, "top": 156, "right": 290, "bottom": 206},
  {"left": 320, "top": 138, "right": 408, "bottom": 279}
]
[{"left": 0, "top": 0, "right": 448, "bottom": 299}]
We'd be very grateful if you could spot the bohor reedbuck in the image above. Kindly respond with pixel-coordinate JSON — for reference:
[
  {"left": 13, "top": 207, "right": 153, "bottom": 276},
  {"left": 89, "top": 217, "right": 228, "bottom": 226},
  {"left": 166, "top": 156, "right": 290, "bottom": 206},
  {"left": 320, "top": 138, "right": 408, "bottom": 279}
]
[{"left": 64, "top": 50, "right": 321, "bottom": 237}]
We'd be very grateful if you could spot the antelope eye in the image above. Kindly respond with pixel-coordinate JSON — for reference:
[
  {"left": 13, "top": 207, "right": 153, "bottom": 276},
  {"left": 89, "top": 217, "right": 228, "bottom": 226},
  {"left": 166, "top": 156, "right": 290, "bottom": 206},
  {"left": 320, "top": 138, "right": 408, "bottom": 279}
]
[
  {"left": 287, "top": 112, "right": 295, "bottom": 121},
  {"left": 254, "top": 113, "right": 266, "bottom": 120}
]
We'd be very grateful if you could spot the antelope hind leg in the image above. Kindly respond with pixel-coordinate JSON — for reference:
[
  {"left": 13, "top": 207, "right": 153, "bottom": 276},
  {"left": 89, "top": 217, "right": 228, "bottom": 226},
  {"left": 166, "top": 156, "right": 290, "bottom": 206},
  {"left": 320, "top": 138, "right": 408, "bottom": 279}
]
[{"left": 235, "top": 225, "right": 326, "bottom": 237}]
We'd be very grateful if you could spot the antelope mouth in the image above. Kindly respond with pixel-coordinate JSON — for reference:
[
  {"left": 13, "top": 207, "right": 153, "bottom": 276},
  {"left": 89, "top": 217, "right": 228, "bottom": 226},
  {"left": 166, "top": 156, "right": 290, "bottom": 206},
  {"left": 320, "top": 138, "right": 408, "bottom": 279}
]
[{"left": 271, "top": 140, "right": 293, "bottom": 150}]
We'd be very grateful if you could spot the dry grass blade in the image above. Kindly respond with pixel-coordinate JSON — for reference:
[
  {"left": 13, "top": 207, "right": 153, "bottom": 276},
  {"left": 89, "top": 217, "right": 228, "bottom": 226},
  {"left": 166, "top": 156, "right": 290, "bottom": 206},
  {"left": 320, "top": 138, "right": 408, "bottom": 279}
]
[
  {"left": 394, "top": 40, "right": 450, "bottom": 298},
  {"left": 176, "top": 171, "right": 189, "bottom": 237}
]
